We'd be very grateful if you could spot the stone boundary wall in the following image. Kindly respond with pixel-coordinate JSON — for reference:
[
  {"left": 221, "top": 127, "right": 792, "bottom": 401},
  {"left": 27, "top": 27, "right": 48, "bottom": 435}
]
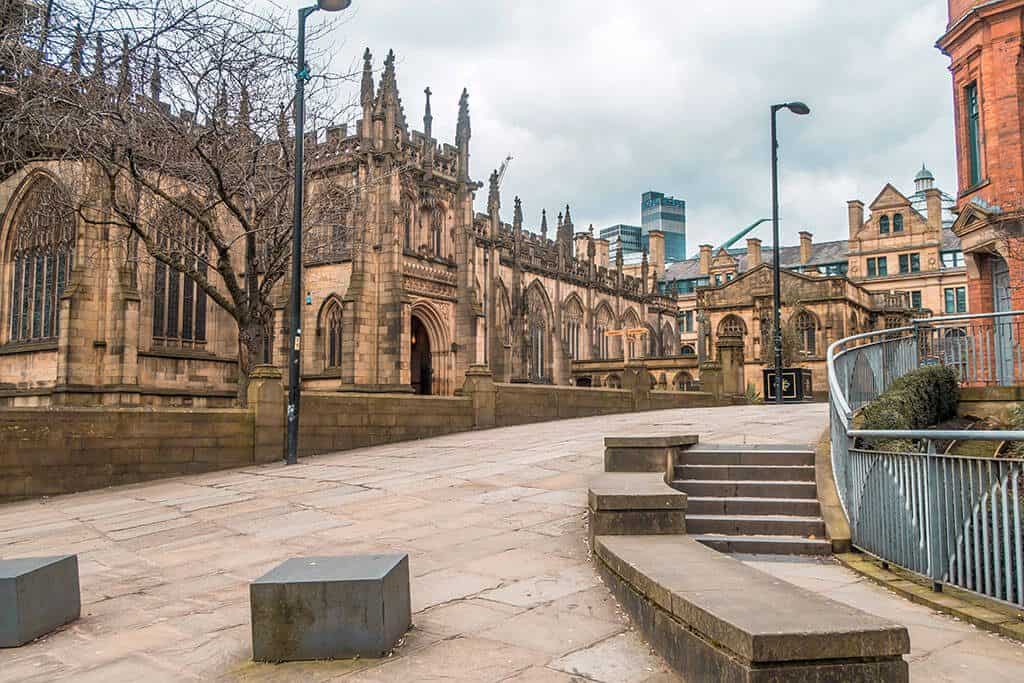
[
  {"left": 0, "top": 366, "right": 733, "bottom": 502},
  {"left": 494, "top": 383, "right": 720, "bottom": 427},
  {"left": 299, "top": 392, "right": 474, "bottom": 457},
  {"left": 0, "top": 406, "right": 255, "bottom": 500}
]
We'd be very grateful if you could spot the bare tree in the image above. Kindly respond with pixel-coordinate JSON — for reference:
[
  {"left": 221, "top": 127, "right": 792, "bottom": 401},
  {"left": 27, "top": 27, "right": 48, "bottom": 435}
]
[{"left": 0, "top": 0, "right": 369, "bottom": 401}]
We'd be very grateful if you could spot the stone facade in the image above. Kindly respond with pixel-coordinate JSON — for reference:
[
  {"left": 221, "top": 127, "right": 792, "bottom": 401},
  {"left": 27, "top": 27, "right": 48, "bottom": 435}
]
[
  {"left": 661, "top": 169, "right": 967, "bottom": 396},
  {"left": 938, "top": 0, "right": 1024, "bottom": 315},
  {"left": 0, "top": 50, "right": 679, "bottom": 404}
]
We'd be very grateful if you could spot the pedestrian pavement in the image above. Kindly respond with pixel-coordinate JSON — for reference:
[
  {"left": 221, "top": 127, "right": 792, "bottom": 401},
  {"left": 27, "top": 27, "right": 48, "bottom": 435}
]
[{"left": 2, "top": 402, "right": 1018, "bottom": 681}]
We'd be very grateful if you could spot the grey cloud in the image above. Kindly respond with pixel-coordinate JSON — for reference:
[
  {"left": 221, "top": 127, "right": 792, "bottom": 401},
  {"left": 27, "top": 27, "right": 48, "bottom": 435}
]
[{"left": 284, "top": 0, "right": 955, "bottom": 250}]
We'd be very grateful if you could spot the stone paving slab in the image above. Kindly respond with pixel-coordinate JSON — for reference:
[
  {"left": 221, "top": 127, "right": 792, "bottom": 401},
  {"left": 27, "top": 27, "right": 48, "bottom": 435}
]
[{"left": 0, "top": 404, "right": 847, "bottom": 682}]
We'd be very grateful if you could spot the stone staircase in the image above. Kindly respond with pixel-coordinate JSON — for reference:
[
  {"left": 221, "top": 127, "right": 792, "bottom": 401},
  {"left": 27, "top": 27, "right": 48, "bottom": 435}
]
[{"left": 669, "top": 444, "right": 831, "bottom": 555}]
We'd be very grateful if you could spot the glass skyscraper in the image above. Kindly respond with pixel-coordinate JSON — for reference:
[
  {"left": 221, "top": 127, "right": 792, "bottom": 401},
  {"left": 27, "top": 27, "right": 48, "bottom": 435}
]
[
  {"left": 641, "top": 191, "right": 687, "bottom": 262},
  {"left": 600, "top": 224, "right": 643, "bottom": 261}
]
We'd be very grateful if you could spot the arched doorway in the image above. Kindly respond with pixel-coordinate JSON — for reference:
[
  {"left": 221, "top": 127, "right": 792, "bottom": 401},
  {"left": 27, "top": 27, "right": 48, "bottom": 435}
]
[{"left": 410, "top": 315, "right": 433, "bottom": 395}]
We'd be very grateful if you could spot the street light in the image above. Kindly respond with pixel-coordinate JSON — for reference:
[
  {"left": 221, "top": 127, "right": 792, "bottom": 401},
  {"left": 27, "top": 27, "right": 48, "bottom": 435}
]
[
  {"left": 286, "top": 0, "right": 352, "bottom": 466},
  {"left": 770, "top": 102, "right": 810, "bottom": 406}
]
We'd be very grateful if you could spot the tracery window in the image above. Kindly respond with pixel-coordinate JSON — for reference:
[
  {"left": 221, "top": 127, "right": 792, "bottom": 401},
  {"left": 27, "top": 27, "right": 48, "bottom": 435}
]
[
  {"left": 326, "top": 302, "right": 343, "bottom": 368},
  {"left": 718, "top": 315, "right": 745, "bottom": 337},
  {"left": 527, "top": 288, "right": 549, "bottom": 381},
  {"left": 6, "top": 177, "right": 75, "bottom": 344},
  {"left": 563, "top": 298, "right": 583, "bottom": 359},
  {"left": 152, "top": 208, "right": 207, "bottom": 348},
  {"left": 795, "top": 311, "right": 817, "bottom": 356},
  {"left": 594, "top": 306, "right": 613, "bottom": 359}
]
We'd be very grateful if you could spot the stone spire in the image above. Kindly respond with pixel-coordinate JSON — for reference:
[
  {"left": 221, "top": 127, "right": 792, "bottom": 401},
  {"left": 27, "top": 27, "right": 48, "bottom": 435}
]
[
  {"left": 93, "top": 34, "right": 105, "bottom": 82},
  {"left": 116, "top": 35, "right": 131, "bottom": 96},
  {"left": 487, "top": 168, "right": 500, "bottom": 216},
  {"left": 360, "top": 48, "right": 374, "bottom": 106},
  {"left": 215, "top": 82, "right": 229, "bottom": 122},
  {"left": 587, "top": 225, "right": 596, "bottom": 260},
  {"left": 149, "top": 51, "right": 161, "bottom": 100},
  {"left": 423, "top": 86, "right": 433, "bottom": 139},
  {"left": 541, "top": 210, "right": 549, "bottom": 240},
  {"left": 456, "top": 88, "right": 471, "bottom": 181},
  {"left": 559, "top": 204, "right": 574, "bottom": 245},
  {"left": 513, "top": 197, "right": 523, "bottom": 234},
  {"left": 70, "top": 24, "right": 84, "bottom": 75},
  {"left": 456, "top": 88, "right": 471, "bottom": 146},
  {"left": 276, "top": 103, "right": 288, "bottom": 143},
  {"left": 239, "top": 83, "right": 251, "bottom": 127}
]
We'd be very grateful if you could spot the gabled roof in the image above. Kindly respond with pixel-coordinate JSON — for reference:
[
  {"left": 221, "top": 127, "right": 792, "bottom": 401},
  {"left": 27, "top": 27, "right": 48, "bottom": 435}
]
[{"left": 868, "top": 183, "right": 912, "bottom": 210}]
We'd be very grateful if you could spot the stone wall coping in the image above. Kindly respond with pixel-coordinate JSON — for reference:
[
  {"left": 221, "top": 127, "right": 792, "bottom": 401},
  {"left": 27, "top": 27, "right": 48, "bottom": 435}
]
[
  {"left": 0, "top": 406, "right": 250, "bottom": 416},
  {"left": 604, "top": 435, "right": 698, "bottom": 448},
  {"left": 594, "top": 534, "right": 910, "bottom": 665},
  {"left": 588, "top": 473, "right": 687, "bottom": 511},
  {"left": 304, "top": 392, "right": 471, "bottom": 403}
]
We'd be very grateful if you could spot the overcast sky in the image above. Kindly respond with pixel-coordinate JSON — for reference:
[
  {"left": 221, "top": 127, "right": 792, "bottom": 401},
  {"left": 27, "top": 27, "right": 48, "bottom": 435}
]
[{"left": 285, "top": 0, "right": 955, "bottom": 256}]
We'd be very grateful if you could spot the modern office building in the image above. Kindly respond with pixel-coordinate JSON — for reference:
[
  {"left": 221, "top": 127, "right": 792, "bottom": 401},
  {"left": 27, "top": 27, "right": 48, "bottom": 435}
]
[
  {"left": 600, "top": 224, "right": 643, "bottom": 262},
  {"left": 642, "top": 191, "right": 687, "bottom": 262}
]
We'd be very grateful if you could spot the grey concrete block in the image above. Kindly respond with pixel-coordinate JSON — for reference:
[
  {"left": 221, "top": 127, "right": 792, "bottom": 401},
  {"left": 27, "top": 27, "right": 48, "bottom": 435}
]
[
  {"left": 0, "top": 555, "right": 80, "bottom": 647},
  {"left": 250, "top": 554, "right": 411, "bottom": 662}
]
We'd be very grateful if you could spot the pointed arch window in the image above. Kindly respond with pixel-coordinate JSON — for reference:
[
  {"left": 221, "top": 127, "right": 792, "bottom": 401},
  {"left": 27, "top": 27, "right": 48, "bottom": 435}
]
[
  {"left": 718, "top": 315, "right": 746, "bottom": 337},
  {"left": 795, "top": 311, "right": 817, "bottom": 356},
  {"left": 6, "top": 177, "right": 75, "bottom": 344},
  {"left": 594, "top": 306, "right": 613, "bottom": 360},
  {"left": 563, "top": 299, "right": 583, "bottom": 359},
  {"left": 151, "top": 208, "right": 208, "bottom": 348},
  {"left": 431, "top": 208, "right": 443, "bottom": 258},
  {"left": 326, "top": 302, "right": 343, "bottom": 368}
]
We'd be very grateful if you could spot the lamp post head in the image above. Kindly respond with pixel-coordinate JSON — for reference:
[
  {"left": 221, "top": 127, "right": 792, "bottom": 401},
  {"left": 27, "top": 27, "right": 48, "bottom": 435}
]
[
  {"left": 317, "top": 0, "right": 351, "bottom": 10},
  {"left": 785, "top": 101, "right": 811, "bottom": 115}
]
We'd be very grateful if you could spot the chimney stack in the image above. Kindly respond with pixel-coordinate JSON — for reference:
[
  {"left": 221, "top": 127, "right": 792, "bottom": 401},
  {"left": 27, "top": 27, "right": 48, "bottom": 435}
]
[
  {"left": 747, "top": 238, "right": 762, "bottom": 269},
  {"left": 847, "top": 200, "right": 864, "bottom": 239},
  {"left": 924, "top": 188, "right": 942, "bottom": 233},
  {"left": 648, "top": 230, "right": 665, "bottom": 276},
  {"left": 799, "top": 231, "right": 813, "bottom": 265},
  {"left": 594, "top": 238, "right": 610, "bottom": 269},
  {"left": 699, "top": 244, "right": 713, "bottom": 276}
]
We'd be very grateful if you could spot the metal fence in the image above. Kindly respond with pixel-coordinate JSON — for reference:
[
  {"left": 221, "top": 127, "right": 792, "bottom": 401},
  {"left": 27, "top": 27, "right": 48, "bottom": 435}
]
[{"left": 828, "top": 311, "right": 1024, "bottom": 607}]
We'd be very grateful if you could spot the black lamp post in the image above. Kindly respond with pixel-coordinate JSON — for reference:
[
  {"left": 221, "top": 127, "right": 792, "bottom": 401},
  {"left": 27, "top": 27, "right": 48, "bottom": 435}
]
[
  {"left": 770, "top": 101, "right": 810, "bottom": 406},
  {"left": 286, "top": 0, "right": 352, "bottom": 466}
]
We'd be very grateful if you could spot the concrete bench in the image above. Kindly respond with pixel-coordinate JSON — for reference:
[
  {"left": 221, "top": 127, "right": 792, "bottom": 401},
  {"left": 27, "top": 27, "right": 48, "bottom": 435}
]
[
  {"left": 604, "top": 435, "right": 698, "bottom": 473},
  {"left": 593, "top": 534, "right": 909, "bottom": 681},
  {"left": 251, "top": 554, "right": 411, "bottom": 662},
  {"left": 588, "top": 473, "right": 687, "bottom": 540},
  {"left": 0, "top": 555, "right": 80, "bottom": 647}
]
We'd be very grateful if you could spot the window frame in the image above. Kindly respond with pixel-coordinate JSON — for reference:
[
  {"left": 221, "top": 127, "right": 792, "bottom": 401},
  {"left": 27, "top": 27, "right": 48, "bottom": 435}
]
[{"left": 965, "top": 81, "right": 983, "bottom": 187}]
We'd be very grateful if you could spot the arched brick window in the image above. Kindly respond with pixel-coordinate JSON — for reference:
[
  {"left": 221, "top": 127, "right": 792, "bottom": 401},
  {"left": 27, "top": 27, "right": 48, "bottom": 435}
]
[
  {"left": 7, "top": 177, "right": 75, "bottom": 344},
  {"left": 151, "top": 208, "right": 208, "bottom": 348},
  {"left": 325, "top": 302, "right": 343, "bottom": 368}
]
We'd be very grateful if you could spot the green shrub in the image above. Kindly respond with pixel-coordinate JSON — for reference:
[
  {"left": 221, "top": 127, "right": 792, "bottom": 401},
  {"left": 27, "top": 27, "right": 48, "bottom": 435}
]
[{"left": 859, "top": 365, "right": 960, "bottom": 451}]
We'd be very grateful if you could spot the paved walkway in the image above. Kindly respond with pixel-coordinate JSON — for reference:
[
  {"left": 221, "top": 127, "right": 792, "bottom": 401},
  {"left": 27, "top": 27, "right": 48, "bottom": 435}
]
[
  {"left": 743, "top": 556, "right": 1024, "bottom": 681},
  {"left": 0, "top": 402, "right": 1020, "bottom": 681}
]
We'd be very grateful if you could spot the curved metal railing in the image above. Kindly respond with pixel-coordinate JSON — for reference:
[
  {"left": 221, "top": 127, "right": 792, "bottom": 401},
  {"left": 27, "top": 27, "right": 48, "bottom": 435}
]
[{"left": 827, "top": 311, "right": 1024, "bottom": 607}]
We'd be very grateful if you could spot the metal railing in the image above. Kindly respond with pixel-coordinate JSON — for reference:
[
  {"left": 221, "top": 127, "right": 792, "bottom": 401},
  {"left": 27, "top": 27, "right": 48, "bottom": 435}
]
[{"left": 828, "top": 311, "right": 1024, "bottom": 607}]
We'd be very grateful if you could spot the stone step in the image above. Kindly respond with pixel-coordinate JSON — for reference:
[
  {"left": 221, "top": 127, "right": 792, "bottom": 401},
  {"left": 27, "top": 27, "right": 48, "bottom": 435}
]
[
  {"left": 672, "top": 480, "right": 818, "bottom": 500},
  {"left": 676, "top": 464, "right": 816, "bottom": 482},
  {"left": 686, "top": 514, "right": 826, "bottom": 537},
  {"left": 686, "top": 496, "right": 821, "bottom": 517},
  {"left": 682, "top": 446, "right": 815, "bottom": 467},
  {"left": 692, "top": 534, "right": 832, "bottom": 556}
]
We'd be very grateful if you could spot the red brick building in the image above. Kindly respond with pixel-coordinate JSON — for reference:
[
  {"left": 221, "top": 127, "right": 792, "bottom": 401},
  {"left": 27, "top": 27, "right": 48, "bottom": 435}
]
[{"left": 938, "top": 0, "right": 1024, "bottom": 314}]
